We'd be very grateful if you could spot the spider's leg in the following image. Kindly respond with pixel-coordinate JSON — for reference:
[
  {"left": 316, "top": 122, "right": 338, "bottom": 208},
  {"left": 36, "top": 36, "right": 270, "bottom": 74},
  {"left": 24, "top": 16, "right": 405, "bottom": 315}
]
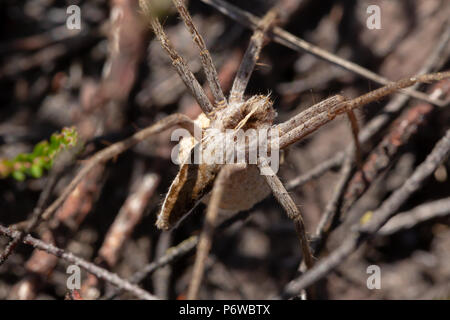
[
  {"left": 276, "top": 95, "right": 346, "bottom": 135},
  {"left": 173, "top": 0, "right": 226, "bottom": 107},
  {"left": 187, "top": 164, "right": 244, "bottom": 300},
  {"left": 229, "top": 9, "right": 278, "bottom": 104},
  {"left": 139, "top": 0, "right": 214, "bottom": 114},
  {"left": 257, "top": 158, "right": 314, "bottom": 269},
  {"left": 277, "top": 72, "right": 450, "bottom": 149},
  {"left": 346, "top": 110, "right": 363, "bottom": 169}
]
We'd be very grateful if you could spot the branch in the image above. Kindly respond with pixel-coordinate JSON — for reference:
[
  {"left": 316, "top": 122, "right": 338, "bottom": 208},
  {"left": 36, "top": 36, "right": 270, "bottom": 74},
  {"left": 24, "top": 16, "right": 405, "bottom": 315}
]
[
  {"left": 200, "top": 0, "right": 449, "bottom": 106},
  {"left": 282, "top": 128, "right": 450, "bottom": 297},
  {"left": 103, "top": 236, "right": 198, "bottom": 300},
  {"left": 40, "top": 114, "right": 196, "bottom": 222},
  {"left": 0, "top": 224, "right": 158, "bottom": 300},
  {"left": 378, "top": 197, "right": 450, "bottom": 236},
  {"left": 0, "top": 146, "right": 80, "bottom": 266}
]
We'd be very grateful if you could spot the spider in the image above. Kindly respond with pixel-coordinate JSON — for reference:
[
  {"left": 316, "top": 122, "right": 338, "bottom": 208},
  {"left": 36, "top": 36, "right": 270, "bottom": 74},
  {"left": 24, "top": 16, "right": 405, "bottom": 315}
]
[{"left": 135, "top": 0, "right": 449, "bottom": 299}]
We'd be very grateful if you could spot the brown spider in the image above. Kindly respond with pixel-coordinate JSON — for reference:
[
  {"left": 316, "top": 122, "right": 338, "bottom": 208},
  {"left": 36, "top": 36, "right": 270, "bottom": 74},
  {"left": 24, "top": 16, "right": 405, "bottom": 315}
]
[{"left": 135, "top": 0, "right": 449, "bottom": 299}]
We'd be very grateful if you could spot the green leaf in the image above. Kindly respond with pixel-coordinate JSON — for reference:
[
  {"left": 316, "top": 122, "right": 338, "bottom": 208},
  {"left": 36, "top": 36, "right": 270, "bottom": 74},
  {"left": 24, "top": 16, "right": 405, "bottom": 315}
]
[
  {"left": 1, "top": 127, "right": 81, "bottom": 181},
  {"left": 30, "top": 165, "right": 43, "bottom": 178},
  {"left": 12, "top": 170, "right": 26, "bottom": 181}
]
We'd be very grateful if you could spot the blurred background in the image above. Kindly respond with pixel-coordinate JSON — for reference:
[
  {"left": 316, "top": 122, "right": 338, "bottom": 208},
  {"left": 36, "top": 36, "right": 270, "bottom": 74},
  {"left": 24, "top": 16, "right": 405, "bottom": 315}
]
[{"left": 0, "top": 0, "right": 449, "bottom": 299}]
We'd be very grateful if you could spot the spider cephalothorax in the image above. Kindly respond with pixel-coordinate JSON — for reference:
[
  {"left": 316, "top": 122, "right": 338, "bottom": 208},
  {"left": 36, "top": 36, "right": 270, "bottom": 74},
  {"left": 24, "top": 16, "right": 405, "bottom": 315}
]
[
  {"left": 156, "top": 94, "right": 277, "bottom": 230},
  {"left": 210, "top": 94, "right": 277, "bottom": 130}
]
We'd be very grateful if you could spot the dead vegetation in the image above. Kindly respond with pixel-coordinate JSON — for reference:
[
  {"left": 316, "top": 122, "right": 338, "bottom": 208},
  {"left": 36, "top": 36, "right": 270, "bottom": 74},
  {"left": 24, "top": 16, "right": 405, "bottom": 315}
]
[{"left": 0, "top": 0, "right": 450, "bottom": 300}]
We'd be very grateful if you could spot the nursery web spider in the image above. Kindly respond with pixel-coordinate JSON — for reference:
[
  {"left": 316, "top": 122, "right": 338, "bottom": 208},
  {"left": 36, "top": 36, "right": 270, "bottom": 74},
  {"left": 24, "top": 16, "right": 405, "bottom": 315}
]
[{"left": 138, "top": 0, "right": 449, "bottom": 299}]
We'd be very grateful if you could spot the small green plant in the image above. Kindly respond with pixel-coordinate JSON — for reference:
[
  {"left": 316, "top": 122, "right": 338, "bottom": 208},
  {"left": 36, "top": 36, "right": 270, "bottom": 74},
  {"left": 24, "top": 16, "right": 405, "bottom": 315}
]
[{"left": 0, "top": 127, "right": 80, "bottom": 181}]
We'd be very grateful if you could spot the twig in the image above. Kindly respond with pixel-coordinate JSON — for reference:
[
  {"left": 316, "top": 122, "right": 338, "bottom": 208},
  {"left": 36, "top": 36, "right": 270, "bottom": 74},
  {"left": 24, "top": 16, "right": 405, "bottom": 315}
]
[
  {"left": 200, "top": 0, "right": 448, "bottom": 106},
  {"left": 313, "top": 153, "right": 354, "bottom": 246},
  {"left": 99, "top": 173, "right": 160, "bottom": 266},
  {"left": 187, "top": 164, "right": 244, "bottom": 300},
  {"left": 378, "top": 197, "right": 450, "bottom": 236},
  {"left": 342, "top": 103, "right": 437, "bottom": 215},
  {"left": 278, "top": 72, "right": 450, "bottom": 150},
  {"left": 285, "top": 71, "right": 450, "bottom": 194},
  {"left": 79, "top": 172, "right": 160, "bottom": 299},
  {"left": 278, "top": 66, "right": 347, "bottom": 95},
  {"left": 0, "top": 224, "right": 158, "bottom": 300},
  {"left": 285, "top": 152, "right": 345, "bottom": 190},
  {"left": 40, "top": 114, "right": 196, "bottom": 222},
  {"left": 354, "top": 21, "right": 450, "bottom": 140},
  {"left": 5, "top": 1, "right": 151, "bottom": 299},
  {"left": 153, "top": 231, "right": 173, "bottom": 299},
  {"left": 361, "top": 129, "right": 450, "bottom": 234},
  {"left": 282, "top": 128, "right": 450, "bottom": 297},
  {"left": 103, "top": 204, "right": 260, "bottom": 300},
  {"left": 0, "top": 147, "right": 80, "bottom": 266},
  {"left": 103, "top": 236, "right": 198, "bottom": 300}
]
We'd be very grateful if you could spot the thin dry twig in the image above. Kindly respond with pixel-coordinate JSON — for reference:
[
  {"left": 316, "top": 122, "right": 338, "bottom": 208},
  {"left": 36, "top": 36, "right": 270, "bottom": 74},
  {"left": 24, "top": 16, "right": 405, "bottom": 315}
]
[
  {"left": 103, "top": 205, "right": 261, "bottom": 300},
  {"left": 285, "top": 78, "right": 450, "bottom": 196},
  {"left": 103, "top": 236, "right": 198, "bottom": 300},
  {"left": 285, "top": 77, "right": 450, "bottom": 193},
  {"left": 152, "top": 231, "right": 173, "bottom": 299},
  {"left": 80, "top": 170, "right": 161, "bottom": 297},
  {"left": 40, "top": 114, "right": 196, "bottom": 223},
  {"left": 282, "top": 128, "right": 450, "bottom": 297},
  {"left": 285, "top": 152, "right": 345, "bottom": 190},
  {"left": 342, "top": 103, "right": 437, "bottom": 216},
  {"left": 0, "top": 224, "right": 158, "bottom": 300},
  {"left": 0, "top": 147, "right": 80, "bottom": 266},
  {"left": 378, "top": 197, "right": 450, "bottom": 236},
  {"left": 313, "top": 153, "right": 354, "bottom": 244},
  {"left": 278, "top": 72, "right": 450, "bottom": 149},
  {"left": 99, "top": 173, "right": 160, "bottom": 267},
  {"left": 200, "top": 0, "right": 448, "bottom": 106},
  {"left": 187, "top": 164, "right": 245, "bottom": 300}
]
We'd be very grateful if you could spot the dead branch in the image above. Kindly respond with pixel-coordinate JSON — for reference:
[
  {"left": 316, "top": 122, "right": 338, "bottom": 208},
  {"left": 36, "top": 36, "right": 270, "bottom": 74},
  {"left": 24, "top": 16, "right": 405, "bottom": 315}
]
[
  {"left": 378, "top": 197, "right": 450, "bottom": 236},
  {"left": 200, "top": 0, "right": 448, "bottom": 106},
  {"left": 99, "top": 173, "right": 160, "bottom": 267},
  {"left": 0, "top": 224, "right": 158, "bottom": 300},
  {"left": 282, "top": 127, "right": 450, "bottom": 297},
  {"left": 40, "top": 114, "right": 197, "bottom": 223}
]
